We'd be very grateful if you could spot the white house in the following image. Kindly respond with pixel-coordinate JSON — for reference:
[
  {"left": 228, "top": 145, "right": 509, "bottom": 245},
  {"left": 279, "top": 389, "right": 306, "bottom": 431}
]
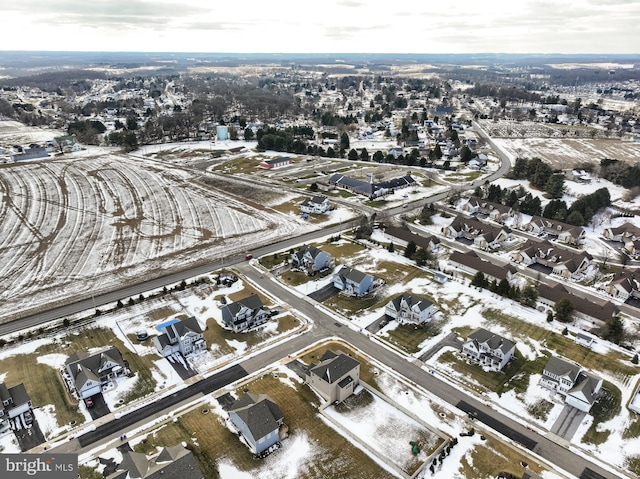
[
  {"left": 384, "top": 293, "right": 437, "bottom": 325},
  {"left": 540, "top": 356, "right": 602, "bottom": 412},
  {"left": 153, "top": 316, "right": 206, "bottom": 358},
  {"left": 300, "top": 196, "right": 330, "bottom": 214},
  {"left": 462, "top": 328, "right": 516, "bottom": 371}
]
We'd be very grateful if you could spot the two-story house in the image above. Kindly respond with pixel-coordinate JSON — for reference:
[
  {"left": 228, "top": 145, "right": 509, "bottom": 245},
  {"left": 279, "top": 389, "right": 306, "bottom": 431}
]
[
  {"left": 459, "top": 196, "right": 514, "bottom": 224},
  {"left": 523, "top": 216, "right": 585, "bottom": 245},
  {"left": 385, "top": 293, "right": 437, "bottom": 325},
  {"left": 511, "top": 240, "right": 592, "bottom": 280},
  {"left": 604, "top": 271, "right": 640, "bottom": 301},
  {"left": 462, "top": 328, "right": 516, "bottom": 371},
  {"left": 540, "top": 356, "right": 603, "bottom": 412},
  {"left": 221, "top": 293, "right": 271, "bottom": 333},
  {"left": 0, "top": 382, "right": 32, "bottom": 429},
  {"left": 442, "top": 215, "right": 511, "bottom": 250},
  {"left": 291, "top": 245, "right": 333, "bottom": 275},
  {"left": 228, "top": 393, "right": 285, "bottom": 455},
  {"left": 602, "top": 222, "right": 640, "bottom": 243},
  {"left": 306, "top": 350, "right": 360, "bottom": 404},
  {"left": 333, "top": 266, "right": 376, "bottom": 297},
  {"left": 300, "top": 196, "right": 331, "bottom": 214},
  {"left": 65, "top": 347, "right": 128, "bottom": 400},
  {"left": 153, "top": 316, "right": 206, "bottom": 358}
]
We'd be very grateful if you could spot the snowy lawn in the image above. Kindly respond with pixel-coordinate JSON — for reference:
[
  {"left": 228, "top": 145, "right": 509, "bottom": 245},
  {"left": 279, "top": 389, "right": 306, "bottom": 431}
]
[{"left": 323, "top": 385, "right": 446, "bottom": 477}]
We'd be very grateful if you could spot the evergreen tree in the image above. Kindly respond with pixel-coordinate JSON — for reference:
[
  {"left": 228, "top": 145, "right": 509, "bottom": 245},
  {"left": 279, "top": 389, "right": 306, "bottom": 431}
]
[
  {"left": 554, "top": 298, "right": 574, "bottom": 322},
  {"left": 404, "top": 241, "right": 417, "bottom": 258}
]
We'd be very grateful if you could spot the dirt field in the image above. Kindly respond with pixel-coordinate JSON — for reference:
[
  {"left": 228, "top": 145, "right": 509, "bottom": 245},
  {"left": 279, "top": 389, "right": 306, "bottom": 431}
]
[{"left": 493, "top": 137, "right": 640, "bottom": 169}]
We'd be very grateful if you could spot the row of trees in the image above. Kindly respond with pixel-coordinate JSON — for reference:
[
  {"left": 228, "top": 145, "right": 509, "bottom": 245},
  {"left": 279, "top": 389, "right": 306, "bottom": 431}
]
[{"left": 509, "top": 157, "right": 565, "bottom": 199}]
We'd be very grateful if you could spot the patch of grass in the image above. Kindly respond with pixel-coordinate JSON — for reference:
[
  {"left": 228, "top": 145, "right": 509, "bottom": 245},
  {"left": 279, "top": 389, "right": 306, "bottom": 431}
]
[
  {"left": 319, "top": 240, "right": 366, "bottom": 261},
  {"left": 482, "top": 308, "right": 637, "bottom": 381},
  {"left": 527, "top": 398, "right": 554, "bottom": 421},
  {"left": 145, "top": 305, "right": 180, "bottom": 322},
  {"left": 324, "top": 292, "right": 381, "bottom": 316},
  {"left": 260, "top": 252, "right": 289, "bottom": 270},
  {"left": 383, "top": 320, "right": 443, "bottom": 354},
  {"left": 203, "top": 315, "right": 298, "bottom": 354},
  {"left": 459, "top": 437, "right": 544, "bottom": 478},
  {"left": 280, "top": 270, "right": 311, "bottom": 287},
  {"left": 373, "top": 260, "right": 430, "bottom": 285},
  {"left": 334, "top": 388, "right": 375, "bottom": 413},
  {"left": 78, "top": 465, "right": 103, "bottom": 479},
  {"left": 582, "top": 381, "right": 621, "bottom": 445},
  {"left": 623, "top": 412, "right": 640, "bottom": 439},
  {"left": 452, "top": 326, "right": 474, "bottom": 338},
  {"left": 626, "top": 456, "right": 640, "bottom": 477},
  {"left": 437, "top": 349, "right": 549, "bottom": 396}
]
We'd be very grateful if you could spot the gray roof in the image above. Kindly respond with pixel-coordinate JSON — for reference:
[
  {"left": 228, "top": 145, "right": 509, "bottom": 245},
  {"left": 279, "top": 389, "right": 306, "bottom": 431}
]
[
  {"left": 108, "top": 446, "right": 203, "bottom": 479},
  {"left": 389, "top": 293, "right": 433, "bottom": 312},
  {"left": 467, "top": 328, "right": 515, "bottom": 354},
  {"left": 538, "top": 283, "right": 617, "bottom": 321},
  {"left": 65, "top": 347, "right": 125, "bottom": 382},
  {"left": 167, "top": 316, "right": 203, "bottom": 337},
  {"left": 0, "top": 383, "right": 31, "bottom": 409},
  {"left": 222, "top": 294, "right": 265, "bottom": 326},
  {"left": 449, "top": 250, "right": 515, "bottom": 280},
  {"left": 568, "top": 373, "right": 601, "bottom": 405},
  {"left": 334, "top": 265, "right": 372, "bottom": 285},
  {"left": 309, "top": 350, "right": 360, "bottom": 384},
  {"left": 544, "top": 356, "right": 581, "bottom": 382},
  {"left": 229, "top": 393, "right": 283, "bottom": 442}
]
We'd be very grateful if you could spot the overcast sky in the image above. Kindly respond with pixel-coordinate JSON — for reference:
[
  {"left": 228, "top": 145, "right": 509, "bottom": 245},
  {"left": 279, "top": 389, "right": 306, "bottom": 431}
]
[{"left": 2, "top": 0, "right": 639, "bottom": 54}]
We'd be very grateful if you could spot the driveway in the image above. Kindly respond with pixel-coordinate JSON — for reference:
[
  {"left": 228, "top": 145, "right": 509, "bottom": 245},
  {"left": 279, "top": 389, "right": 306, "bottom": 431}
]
[
  {"left": 166, "top": 352, "right": 197, "bottom": 380},
  {"left": 550, "top": 404, "right": 586, "bottom": 441},
  {"left": 86, "top": 393, "right": 110, "bottom": 420},
  {"left": 307, "top": 283, "right": 340, "bottom": 302},
  {"left": 418, "top": 332, "right": 462, "bottom": 362},
  {"left": 13, "top": 414, "right": 46, "bottom": 451}
]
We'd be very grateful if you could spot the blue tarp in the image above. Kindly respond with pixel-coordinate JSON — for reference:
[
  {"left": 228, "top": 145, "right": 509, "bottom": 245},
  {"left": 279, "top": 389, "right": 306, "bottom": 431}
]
[{"left": 156, "top": 318, "right": 179, "bottom": 331}]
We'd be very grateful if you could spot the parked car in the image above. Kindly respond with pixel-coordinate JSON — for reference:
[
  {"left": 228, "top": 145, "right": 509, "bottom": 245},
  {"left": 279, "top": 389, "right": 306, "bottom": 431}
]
[
  {"left": 270, "top": 310, "right": 280, "bottom": 317},
  {"left": 245, "top": 253, "right": 253, "bottom": 260},
  {"left": 85, "top": 397, "right": 94, "bottom": 408}
]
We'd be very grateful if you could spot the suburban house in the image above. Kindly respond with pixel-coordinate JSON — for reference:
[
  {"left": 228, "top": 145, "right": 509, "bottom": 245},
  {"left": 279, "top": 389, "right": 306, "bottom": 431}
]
[
  {"left": 228, "top": 393, "right": 285, "bottom": 455},
  {"left": 511, "top": 240, "right": 592, "bottom": 280},
  {"left": 291, "top": 245, "right": 333, "bottom": 275},
  {"left": 540, "top": 356, "right": 603, "bottom": 412},
  {"left": 441, "top": 215, "right": 511, "bottom": 250},
  {"left": 385, "top": 293, "right": 437, "bottom": 325},
  {"left": 106, "top": 445, "right": 204, "bottom": 479},
  {"left": 259, "top": 156, "right": 291, "bottom": 169},
  {"left": 328, "top": 173, "right": 416, "bottom": 200},
  {"left": 448, "top": 250, "right": 517, "bottom": 283},
  {"left": 522, "top": 216, "right": 585, "bottom": 245},
  {"left": 65, "top": 347, "right": 128, "bottom": 400},
  {"left": 221, "top": 293, "right": 271, "bottom": 333},
  {"left": 603, "top": 271, "right": 640, "bottom": 301},
  {"left": 333, "top": 265, "right": 377, "bottom": 297},
  {"left": 383, "top": 226, "right": 440, "bottom": 255},
  {"left": 624, "top": 237, "right": 640, "bottom": 260},
  {"left": 602, "top": 222, "right": 640, "bottom": 243},
  {"left": 306, "top": 350, "right": 360, "bottom": 404},
  {"left": 459, "top": 197, "right": 514, "bottom": 223},
  {"left": 300, "top": 195, "right": 330, "bottom": 214},
  {"left": 537, "top": 283, "right": 618, "bottom": 325},
  {"left": 153, "top": 316, "right": 206, "bottom": 358},
  {"left": 0, "top": 382, "right": 32, "bottom": 429},
  {"left": 462, "top": 328, "right": 516, "bottom": 371}
]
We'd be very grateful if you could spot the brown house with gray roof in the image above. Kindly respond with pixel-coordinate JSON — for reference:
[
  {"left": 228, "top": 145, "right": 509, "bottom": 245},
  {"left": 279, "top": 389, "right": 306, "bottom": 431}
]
[{"left": 306, "top": 350, "right": 360, "bottom": 403}]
